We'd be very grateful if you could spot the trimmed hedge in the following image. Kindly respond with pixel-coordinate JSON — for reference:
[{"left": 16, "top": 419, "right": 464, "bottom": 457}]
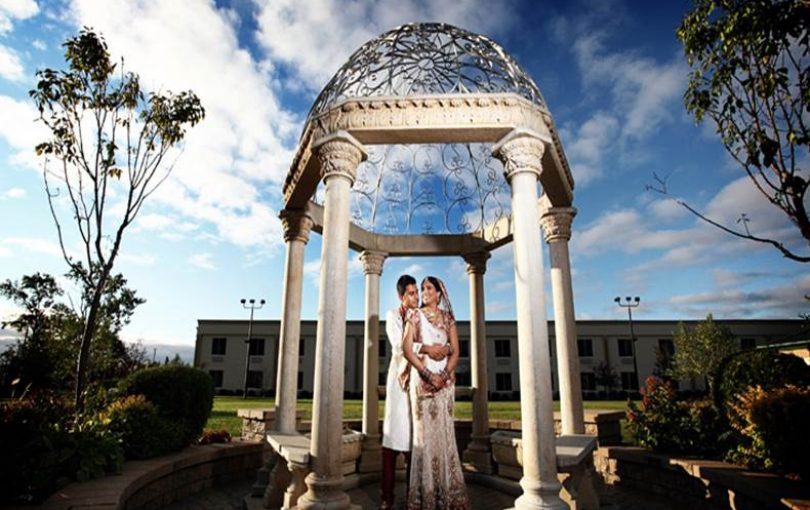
[
  {"left": 119, "top": 365, "right": 214, "bottom": 449},
  {"left": 103, "top": 395, "right": 181, "bottom": 459}
]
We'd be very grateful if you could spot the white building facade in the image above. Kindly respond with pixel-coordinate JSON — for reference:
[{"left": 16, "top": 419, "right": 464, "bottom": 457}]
[{"left": 194, "top": 318, "right": 804, "bottom": 397}]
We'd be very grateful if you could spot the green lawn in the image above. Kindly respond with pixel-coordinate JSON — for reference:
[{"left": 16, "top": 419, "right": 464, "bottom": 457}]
[{"left": 207, "top": 396, "right": 634, "bottom": 438}]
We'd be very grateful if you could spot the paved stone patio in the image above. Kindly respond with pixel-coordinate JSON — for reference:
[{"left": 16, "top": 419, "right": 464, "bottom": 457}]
[{"left": 162, "top": 478, "right": 682, "bottom": 510}]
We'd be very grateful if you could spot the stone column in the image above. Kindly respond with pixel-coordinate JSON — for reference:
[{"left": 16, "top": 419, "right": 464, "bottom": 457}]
[
  {"left": 493, "top": 129, "right": 568, "bottom": 510},
  {"left": 275, "top": 208, "right": 313, "bottom": 433},
  {"left": 358, "top": 249, "right": 387, "bottom": 473},
  {"left": 462, "top": 251, "right": 493, "bottom": 474},
  {"left": 298, "top": 132, "right": 366, "bottom": 510},
  {"left": 540, "top": 207, "right": 584, "bottom": 436}
]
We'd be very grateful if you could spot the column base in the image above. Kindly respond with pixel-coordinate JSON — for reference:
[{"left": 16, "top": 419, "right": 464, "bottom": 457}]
[
  {"left": 462, "top": 439, "right": 493, "bottom": 474},
  {"left": 297, "top": 473, "right": 358, "bottom": 510},
  {"left": 510, "top": 476, "right": 569, "bottom": 510},
  {"left": 358, "top": 434, "right": 382, "bottom": 473}
]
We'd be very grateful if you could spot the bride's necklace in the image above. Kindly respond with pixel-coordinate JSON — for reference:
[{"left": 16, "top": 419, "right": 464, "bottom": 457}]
[{"left": 422, "top": 306, "right": 440, "bottom": 323}]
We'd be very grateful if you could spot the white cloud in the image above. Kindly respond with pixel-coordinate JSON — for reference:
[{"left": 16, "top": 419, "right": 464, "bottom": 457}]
[
  {"left": 66, "top": 0, "right": 299, "bottom": 252},
  {"left": 0, "top": 44, "right": 24, "bottom": 81},
  {"left": 0, "top": 0, "right": 39, "bottom": 35},
  {"left": 2, "top": 237, "right": 63, "bottom": 257},
  {"left": 0, "top": 187, "right": 25, "bottom": 199},
  {"left": 0, "top": 95, "right": 46, "bottom": 168},
  {"left": 254, "top": 0, "right": 515, "bottom": 90},
  {"left": 32, "top": 39, "right": 46, "bottom": 50},
  {"left": 669, "top": 274, "right": 810, "bottom": 318},
  {"left": 560, "top": 112, "right": 618, "bottom": 185},
  {"left": 119, "top": 253, "right": 157, "bottom": 266},
  {"left": 0, "top": 245, "right": 11, "bottom": 257},
  {"left": 188, "top": 252, "right": 216, "bottom": 270}
]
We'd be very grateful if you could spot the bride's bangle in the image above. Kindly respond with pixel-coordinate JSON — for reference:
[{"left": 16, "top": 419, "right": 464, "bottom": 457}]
[
  {"left": 440, "top": 369, "right": 451, "bottom": 383},
  {"left": 419, "top": 367, "right": 431, "bottom": 381}
]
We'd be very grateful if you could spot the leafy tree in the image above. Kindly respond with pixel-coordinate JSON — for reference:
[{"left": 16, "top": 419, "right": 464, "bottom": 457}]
[
  {"left": 29, "top": 29, "right": 204, "bottom": 410},
  {"left": 0, "top": 272, "right": 147, "bottom": 398},
  {"left": 594, "top": 361, "right": 619, "bottom": 395},
  {"left": 652, "top": 0, "right": 809, "bottom": 262},
  {"left": 670, "top": 314, "right": 737, "bottom": 391},
  {"left": 0, "top": 274, "right": 63, "bottom": 394}
]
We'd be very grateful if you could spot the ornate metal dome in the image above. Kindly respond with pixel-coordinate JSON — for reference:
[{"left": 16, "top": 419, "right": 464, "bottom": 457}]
[{"left": 309, "top": 22, "right": 546, "bottom": 118}]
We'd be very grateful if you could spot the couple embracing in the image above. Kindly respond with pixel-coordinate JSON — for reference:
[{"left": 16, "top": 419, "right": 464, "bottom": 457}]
[{"left": 380, "top": 274, "right": 471, "bottom": 510}]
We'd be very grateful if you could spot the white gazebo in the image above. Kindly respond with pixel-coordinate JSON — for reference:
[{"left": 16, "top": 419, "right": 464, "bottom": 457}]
[{"left": 267, "top": 22, "right": 587, "bottom": 510}]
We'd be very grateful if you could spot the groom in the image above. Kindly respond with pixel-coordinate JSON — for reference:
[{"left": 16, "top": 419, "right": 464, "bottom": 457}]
[{"left": 380, "top": 274, "right": 450, "bottom": 509}]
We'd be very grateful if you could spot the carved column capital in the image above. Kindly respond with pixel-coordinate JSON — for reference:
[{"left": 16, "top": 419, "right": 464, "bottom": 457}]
[
  {"left": 313, "top": 131, "right": 367, "bottom": 185},
  {"left": 359, "top": 250, "right": 387, "bottom": 276},
  {"left": 492, "top": 129, "right": 547, "bottom": 182},
  {"left": 539, "top": 206, "right": 577, "bottom": 242},
  {"left": 463, "top": 251, "right": 491, "bottom": 275},
  {"left": 280, "top": 209, "right": 314, "bottom": 243}
]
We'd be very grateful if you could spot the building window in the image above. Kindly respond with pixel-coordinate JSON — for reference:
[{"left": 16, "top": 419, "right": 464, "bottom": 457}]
[
  {"left": 495, "top": 372, "right": 512, "bottom": 391},
  {"left": 581, "top": 372, "right": 596, "bottom": 391},
  {"left": 299, "top": 338, "right": 305, "bottom": 357},
  {"left": 459, "top": 339, "right": 470, "bottom": 358},
  {"left": 621, "top": 372, "right": 638, "bottom": 391},
  {"left": 577, "top": 338, "right": 593, "bottom": 357},
  {"left": 740, "top": 337, "right": 756, "bottom": 350},
  {"left": 209, "top": 370, "right": 223, "bottom": 388},
  {"left": 211, "top": 337, "right": 226, "bottom": 355},
  {"left": 658, "top": 338, "right": 675, "bottom": 357},
  {"left": 618, "top": 338, "right": 634, "bottom": 357},
  {"left": 379, "top": 340, "right": 387, "bottom": 358},
  {"left": 297, "top": 371, "right": 304, "bottom": 390},
  {"left": 495, "top": 339, "right": 511, "bottom": 358},
  {"left": 455, "top": 372, "right": 471, "bottom": 386},
  {"left": 247, "top": 370, "right": 263, "bottom": 388},
  {"left": 249, "top": 337, "right": 265, "bottom": 356}
]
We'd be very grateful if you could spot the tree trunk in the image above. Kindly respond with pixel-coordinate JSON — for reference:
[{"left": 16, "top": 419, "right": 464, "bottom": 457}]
[{"left": 73, "top": 273, "right": 109, "bottom": 413}]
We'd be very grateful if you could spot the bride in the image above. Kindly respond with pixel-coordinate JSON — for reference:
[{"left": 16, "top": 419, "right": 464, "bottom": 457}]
[{"left": 401, "top": 276, "right": 470, "bottom": 510}]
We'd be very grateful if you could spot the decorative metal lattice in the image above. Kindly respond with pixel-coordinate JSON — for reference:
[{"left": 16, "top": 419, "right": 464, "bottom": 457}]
[
  {"left": 313, "top": 142, "right": 511, "bottom": 236},
  {"left": 308, "top": 22, "right": 546, "bottom": 118}
]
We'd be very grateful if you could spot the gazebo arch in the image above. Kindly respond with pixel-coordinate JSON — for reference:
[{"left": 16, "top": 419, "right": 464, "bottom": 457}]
[{"left": 272, "top": 23, "right": 584, "bottom": 510}]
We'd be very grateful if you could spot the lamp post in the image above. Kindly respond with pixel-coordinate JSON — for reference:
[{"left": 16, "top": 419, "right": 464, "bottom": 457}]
[
  {"left": 614, "top": 296, "right": 640, "bottom": 393},
  {"left": 241, "top": 298, "right": 265, "bottom": 399}
]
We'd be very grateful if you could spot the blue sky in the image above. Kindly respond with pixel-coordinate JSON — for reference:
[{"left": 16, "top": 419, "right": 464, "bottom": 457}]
[{"left": 0, "top": 0, "right": 807, "bottom": 355}]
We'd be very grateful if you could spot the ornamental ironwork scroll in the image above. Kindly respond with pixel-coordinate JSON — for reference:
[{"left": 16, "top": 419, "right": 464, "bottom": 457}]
[
  {"left": 312, "top": 142, "right": 510, "bottom": 237},
  {"left": 308, "top": 22, "right": 546, "bottom": 119}
]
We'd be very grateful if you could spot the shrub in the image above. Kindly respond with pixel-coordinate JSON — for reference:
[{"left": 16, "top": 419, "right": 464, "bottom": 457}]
[
  {"left": 0, "top": 393, "right": 123, "bottom": 503},
  {"left": 120, "top": 365, "right": 214, "bottom": 448},
  {"left": 714, "top": 350, "right": 810, "bottom": 415},
  {"left": 0, "top": 394, "right": 73, "bottom": 503},
  {"left": 198, "top": 428, "right": 232, "bottom": 445},
  {"left": 102, "top": 395, "right": 180, "bottom": 459},
  {"left": 727, "top": 385, "right": 810, "bottom": 478},
  {"left": 627, "top": 376, "right": 722, "bottom": 455}
]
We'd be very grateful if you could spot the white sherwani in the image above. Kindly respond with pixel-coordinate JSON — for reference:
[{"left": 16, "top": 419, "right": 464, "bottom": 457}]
[{"left": 382, "top": 307, "right": 419, "bottom": 451}]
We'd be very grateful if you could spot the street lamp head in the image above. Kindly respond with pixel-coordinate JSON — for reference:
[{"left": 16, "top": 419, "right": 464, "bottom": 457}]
[
  {"left": 634, "top": 296, "right": 640, "bottom": 303},
  {"left": 249, "top": 298, "right": 256, "bottom": 304},
  {"left": 240, "top": 298, "right": 246, "bottom": 304},
  {"left": 614, "top": 296, "right": 620, "bottom": 303},
  {"left": 625, "top": 295, "right": 632, "bottom": 302},
  {"left": 260, "top": 299, "right": 266, "bottom": 305}
]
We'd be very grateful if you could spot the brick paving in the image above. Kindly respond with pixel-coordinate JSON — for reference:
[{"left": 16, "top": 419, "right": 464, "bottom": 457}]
[{"left": 162, "top": 479, "right": 681, "bottom": 509}]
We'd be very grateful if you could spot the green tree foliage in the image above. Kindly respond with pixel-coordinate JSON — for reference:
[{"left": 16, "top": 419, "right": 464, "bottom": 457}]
[
  {"left": 0, "top": 272, "right": 147, "bottom": 398},
  {"left": 670, "top": 314, "right": 737, "bottom": 391},
  {"left": 29, "top": 29, "right": 204, "bottom": 410},
  {"left": 675, "top": 0, "right": 810, "bottom": 262},
  {"left": 594, "top": 361, "right": 618, "bottom": 395}
]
